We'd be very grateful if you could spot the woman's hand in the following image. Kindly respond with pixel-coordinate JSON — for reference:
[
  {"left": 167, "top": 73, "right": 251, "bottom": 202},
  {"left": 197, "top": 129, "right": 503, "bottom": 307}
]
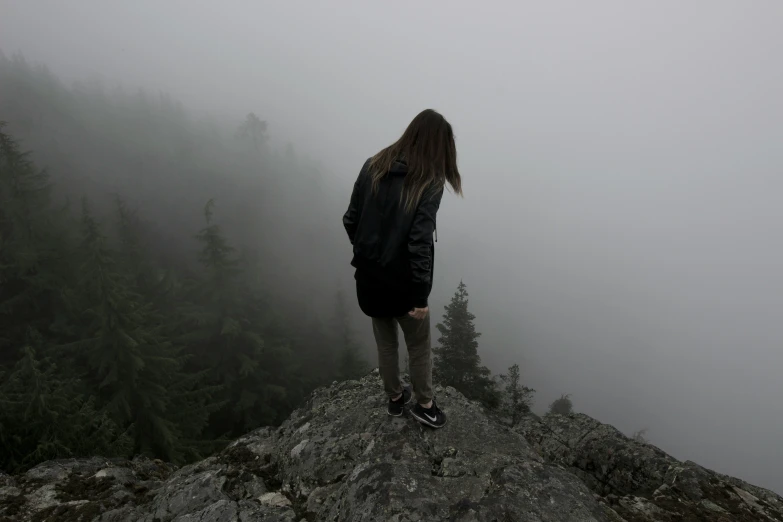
[{"left": 408, "top": 307, "right": 429, "bottom": 320}]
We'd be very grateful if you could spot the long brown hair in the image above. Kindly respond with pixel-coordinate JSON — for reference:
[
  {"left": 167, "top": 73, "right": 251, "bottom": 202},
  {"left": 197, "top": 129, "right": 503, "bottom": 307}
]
[{"left": 368, "top": 109, "right": 462, "bottom": 213}]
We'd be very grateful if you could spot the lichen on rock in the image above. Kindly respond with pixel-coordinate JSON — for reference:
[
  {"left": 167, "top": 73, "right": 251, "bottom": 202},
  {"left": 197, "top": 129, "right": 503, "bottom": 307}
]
[
  {"left": 1, "top": 371, "right": 780, "bottom": 521},
  {"left": 516, "top": 412, "right": 783, "bottom": 521}
]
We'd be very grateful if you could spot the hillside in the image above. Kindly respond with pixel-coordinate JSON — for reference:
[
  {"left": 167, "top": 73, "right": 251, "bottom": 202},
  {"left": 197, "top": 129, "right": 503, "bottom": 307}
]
[{"left": 1, "top": 371, "right": 781, "bottom": 521}]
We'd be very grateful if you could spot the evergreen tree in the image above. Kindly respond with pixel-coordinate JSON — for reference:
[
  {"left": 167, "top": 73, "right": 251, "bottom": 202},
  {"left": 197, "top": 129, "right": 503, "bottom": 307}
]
[
  {"left": 434, "top": 281, "right": 499, "bottom": 408},
  {"left": 114, "top": 196, "right": 161, "bottom": 299},
  {"left": 498, "top": 363, "right": 536, "bottom": 426},
  {"left": 114, "top": 196, "right": 218, "bottom": 462},
  {"left": 632, "top": 428, "right": 649, "bottom": 444},
  {"left": 236, "top": 112, "right": 268, "bottom": 150},
  {"left": 64, "top": 200, "right": 183, "bottom": 461},
  {"left": 178, "top": 200, "right": 296, "bottom": 437},
  {"left": 548, "top": 394, "right": 574, "bottom": 415},
  {"left": 0, "top": 126, "right": 71, "bottom": 366},
  {"left": 0, "top": 343, "right": 129, "bottom": 472}
]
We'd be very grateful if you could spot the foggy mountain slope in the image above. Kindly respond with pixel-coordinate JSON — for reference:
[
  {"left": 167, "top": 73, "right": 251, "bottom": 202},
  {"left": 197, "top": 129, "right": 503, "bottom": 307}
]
[
  {"left": 3, "top": 0, "right": 783, "bottom": 497},
  {"left": 2, "top": 374, "right": 781, "bottom": 522},
  {"left": 0, "top": 52, "right": 357, "bottom": 331},
  {"left": 0, "top": 56, "right": 376, "bottom": 474}
]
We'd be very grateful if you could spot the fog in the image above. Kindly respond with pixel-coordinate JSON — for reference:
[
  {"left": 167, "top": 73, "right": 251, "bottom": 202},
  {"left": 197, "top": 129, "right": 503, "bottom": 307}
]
[{"left": 2, "top": 0, "right": 782, "bottom": 493}]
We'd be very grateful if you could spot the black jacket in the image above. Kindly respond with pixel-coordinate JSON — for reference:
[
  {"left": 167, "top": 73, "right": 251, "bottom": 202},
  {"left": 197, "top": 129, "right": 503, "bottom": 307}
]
[{"left": 343, "top": 158, "right": 443, "bottom": 311}]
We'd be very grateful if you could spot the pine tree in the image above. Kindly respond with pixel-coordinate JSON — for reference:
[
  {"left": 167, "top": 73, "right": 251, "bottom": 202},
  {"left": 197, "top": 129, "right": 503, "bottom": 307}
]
[
  {"left": 114, "top": 195, "right": 225, "bottom": 461},
  {"left": 178, "top": 200, "right": 296, "bottom": 437},
  {"left": 434, "top": 281, "right": 499, "bottom": 408},
  {"left": 236, "top": 112, "right": 268, "bottom": 151},
  {"left": 114, "top": 196, "right": 161, "bottom": 298},
  {"left": 632, "top": 428, "right": 649, "bottom": 444},
  {"left": 63, "top": 200, "right": 183, "bottom": 461},
  {"left": 498, "top": 364, "right": 536, "bottom": 426},
  {"left": 0, "top": 342, "right": 130, "bottom": 472},
  {"left": 0, "top": 126, "right": 131, "bottom": 470},
  {"left": 548, "top": 394, "right": 574, "bottom": 415},
  {"left": 0, "top": 126, "right": 72, "bottom": 366}
]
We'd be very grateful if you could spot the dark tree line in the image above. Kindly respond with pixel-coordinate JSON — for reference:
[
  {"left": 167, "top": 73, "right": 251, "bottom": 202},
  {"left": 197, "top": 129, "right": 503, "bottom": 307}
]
[
  {"left": 0, "top": 51, "right": 369, "bottom": 473},
  {"left": 0, "top": 128, "right": 368, "bottom": 471}
]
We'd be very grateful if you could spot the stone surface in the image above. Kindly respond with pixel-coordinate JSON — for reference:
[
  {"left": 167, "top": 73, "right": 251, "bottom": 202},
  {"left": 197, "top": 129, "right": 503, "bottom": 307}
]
[
  {"left": 516, "top": 412, "right": 783, "bottom": 521},
  {"left": 1, "top": 372, "right": 780, "bottom": 521},
  {"left": 270, "top": 378, "right": 605, "bottom": 521}
]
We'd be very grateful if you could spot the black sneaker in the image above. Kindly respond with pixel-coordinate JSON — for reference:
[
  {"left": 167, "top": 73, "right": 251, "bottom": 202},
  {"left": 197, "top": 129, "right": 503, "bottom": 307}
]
[
  {"left": 411, "top": 400, "right": 446, "bottom": 428},
  {"left": 387, "top": 386, "right": 413, "bottom": 417}
]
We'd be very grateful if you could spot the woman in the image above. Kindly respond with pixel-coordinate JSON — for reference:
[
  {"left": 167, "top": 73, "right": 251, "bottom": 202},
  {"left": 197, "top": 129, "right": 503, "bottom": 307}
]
[{"left": 342, "top": 109, "right": 462, "bottom": 428}]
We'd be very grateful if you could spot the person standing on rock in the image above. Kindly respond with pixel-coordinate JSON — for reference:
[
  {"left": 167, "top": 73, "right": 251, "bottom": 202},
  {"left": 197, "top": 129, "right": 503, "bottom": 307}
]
[{"left": 342, "top": 108, "right": 462, "bottom": 429}]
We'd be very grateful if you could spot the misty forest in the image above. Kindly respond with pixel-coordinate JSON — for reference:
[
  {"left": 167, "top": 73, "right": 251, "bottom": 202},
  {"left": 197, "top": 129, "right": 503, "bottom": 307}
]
[
  {"left": 0, "top": 53, "right": 540, "bottom": 473},
  {"left": 3, "top": 3, "right": 783, "bottom": 516}
]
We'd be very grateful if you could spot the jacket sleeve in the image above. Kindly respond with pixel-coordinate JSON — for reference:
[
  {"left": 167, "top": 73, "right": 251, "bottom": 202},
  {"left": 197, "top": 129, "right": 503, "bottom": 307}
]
[
  {"left": 343, "top": 161, "right": 369, "bottom": 244},
  {"left": 408, "top": 185, "right": 444, "bottom": 308}
]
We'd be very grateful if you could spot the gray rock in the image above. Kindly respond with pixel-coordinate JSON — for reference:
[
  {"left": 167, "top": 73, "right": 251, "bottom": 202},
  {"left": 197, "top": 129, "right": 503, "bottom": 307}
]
[
  {"left": 0, "top": 471, "right": 20, "bottom": 505},
  {"left": 2, "top": 372, "right": 779, "bottom": 521},
  {"left": 516, "top": 412, "right": 783, "bottom": 520},
  {"left": 93, "top": 466, "right": 136, "bottom": 483},
  {"left": 147, "top": 468, "right": 227, "bottom": 521},
  {"left": 258, "top": 492, "right": 292, "bottom": 508},
  {"left": 271, "top": 379, "right": 605, "bottom": 521},
  {"left": 0, "top": 456, "right": 177, "bottom": 521},
  {"left": 0, "top": 472, "right": 14, "bottom": 489}
]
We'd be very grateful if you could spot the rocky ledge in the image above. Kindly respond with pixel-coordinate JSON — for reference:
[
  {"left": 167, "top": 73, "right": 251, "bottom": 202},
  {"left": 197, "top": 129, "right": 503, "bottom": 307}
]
[
  {"left": 516, "top": 413, "right": 783, "bottom": 521},
  {"left": 1, "top": 370, "right": 781, "bottom": 521}
]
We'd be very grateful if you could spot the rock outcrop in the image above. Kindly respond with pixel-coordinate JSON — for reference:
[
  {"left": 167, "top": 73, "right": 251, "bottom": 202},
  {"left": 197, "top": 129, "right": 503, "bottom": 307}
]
[
  {"left": 516, "top": 413, "right": 783, "bottom": 521},
  {"left": 1, "top": 371, "right": 781, "bottom": 521}
]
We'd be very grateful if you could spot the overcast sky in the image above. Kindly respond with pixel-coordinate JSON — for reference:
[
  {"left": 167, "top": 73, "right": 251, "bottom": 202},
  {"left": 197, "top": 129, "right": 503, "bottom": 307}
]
[{"left": 2, "top": 0, "right": 782, "bottom": 494}]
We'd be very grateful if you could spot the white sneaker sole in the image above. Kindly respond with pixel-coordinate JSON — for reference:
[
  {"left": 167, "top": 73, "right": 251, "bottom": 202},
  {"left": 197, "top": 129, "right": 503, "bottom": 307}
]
[{"left": 410, "top": 410, "right": 445, "bottom": 429}]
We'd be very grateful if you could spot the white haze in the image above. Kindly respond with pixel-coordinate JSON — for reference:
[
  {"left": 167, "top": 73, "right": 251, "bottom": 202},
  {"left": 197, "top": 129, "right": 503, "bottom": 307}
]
[{"left": 2, "top": 0, "right": 782, "bottom": 493}]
